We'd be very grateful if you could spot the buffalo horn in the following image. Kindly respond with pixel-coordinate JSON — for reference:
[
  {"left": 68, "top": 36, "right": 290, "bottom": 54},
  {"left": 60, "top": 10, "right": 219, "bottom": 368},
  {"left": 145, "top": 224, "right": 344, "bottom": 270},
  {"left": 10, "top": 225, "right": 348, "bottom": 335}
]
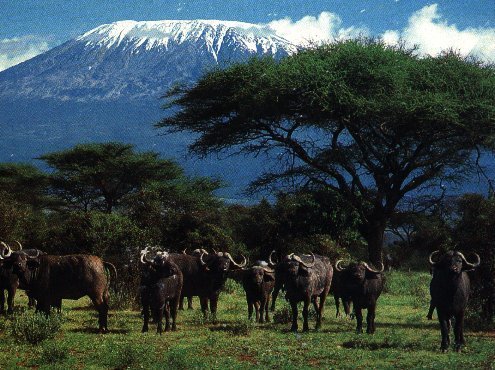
[
  {"left": 27, "top": 249, "right": 40, "bottom": 259},
  {"left": 225, "top": 252, "right": 247, "bottom": 268},
  {"left": 140, "top": 247, "right": 153, "bottom": 264},
  {"left": 262, "top": 266, "right": 275, "bottom": 273},
  {"left": 268, "top": 250, "right": 277, "bottom": 266},
  {"left": 294, "top": 253, "right": 316, "bottom": 268},
  {"left": 457, "top": 251, "right": 481, "bottom": 268},
  {"left": 200, "top": 251, "right": 208, "bottom": 266},
  {"left": 182, "top": 248, "right": 188, "bottom": 255},
  {"left": 14, "top": 240, "right": 23, "bottom": 251},
  {"left": 0, "top": 242, "right": 12, "bottom": 258},
  {"left": 428, "top": 250, "right": 440, "bottom": 266},
  {"left": 363, "top": 261, "right": 384, "bottom": 273},
  {"left": 335, "top": 260, "right": 347, "bottom": 272}
]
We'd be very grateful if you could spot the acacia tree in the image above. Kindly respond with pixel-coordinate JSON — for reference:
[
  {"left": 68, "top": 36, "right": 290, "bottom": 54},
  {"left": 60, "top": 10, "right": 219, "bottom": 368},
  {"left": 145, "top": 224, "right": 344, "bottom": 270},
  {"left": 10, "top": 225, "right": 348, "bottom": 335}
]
[
  {"left": 158, "top": 40, "right": 495, "bottom": 264},
  {"left": 40, "top": 142, "right": 182, "bottom": 213}
]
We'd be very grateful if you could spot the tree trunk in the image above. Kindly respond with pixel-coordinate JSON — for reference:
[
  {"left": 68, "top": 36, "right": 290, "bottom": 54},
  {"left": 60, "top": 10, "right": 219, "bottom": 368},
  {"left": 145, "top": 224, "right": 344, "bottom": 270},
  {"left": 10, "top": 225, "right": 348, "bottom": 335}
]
[{"left": 361, "top": 220, "right": 386, "bottom": 266}]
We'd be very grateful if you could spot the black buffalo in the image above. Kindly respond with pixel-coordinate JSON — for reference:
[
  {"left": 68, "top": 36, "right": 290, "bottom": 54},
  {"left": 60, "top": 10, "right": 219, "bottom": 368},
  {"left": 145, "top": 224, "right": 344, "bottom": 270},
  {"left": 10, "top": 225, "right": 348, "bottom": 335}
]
[
  {"left": 330, "top": 269, "right": 352, "bottom": 319},
  {"left": 334, "top": 260, "right": 384, "bottom": 334},
  {"left": 428, "top": 250, "right": 480, "bottom": 352},
  {"left": 239, "top": 261, "right": 275, "bottom": 323},
  {"left": 140, "top": 250, "right": 183, "bottom": 334},
  {"left": 178, "top": 248, "right": 209, "bottom": 310},
  {"left": 277, "top": 252, "right": 333, "bottom": 332},
  {"left": 0, "top": 241, "right": 45, "bottom": 313},
  {"left": 144, "top": 248, "right": 246, "bottom": 321},
  {"left": 1, "top": 247, "right": 116, "bottom": 333}
]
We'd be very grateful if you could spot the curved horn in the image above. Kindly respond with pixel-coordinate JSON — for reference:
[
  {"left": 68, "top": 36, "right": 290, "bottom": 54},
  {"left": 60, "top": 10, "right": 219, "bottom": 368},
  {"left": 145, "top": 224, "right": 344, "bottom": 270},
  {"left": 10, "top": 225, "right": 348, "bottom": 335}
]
[
  {"left": 268, "top": 250, "right": 277, "bottom": 266},
  {"left": 0, "top": 242, "right": 12, "bottom": 258},
  {"left": 225, "top": 252, "right": 247, "bottom": 268},
  {"left": 335, "top": 259, "right": 347, "bottom": 272},
  {"left": 27, "top": 249, "right": 40, "bottom": 259},
  {"left": 14, "top": 240, "right": 23, "bottom": 251},
  {"left": 140, "top": 247, "right": 153, "bottom": 264},
  {"left": 212, "top": 248, "right": 218, "bottom": 255},
  {"left": 363, "top": 261, "right": 384, "bottom": 273},
  {"left": 457, "top": 251, "right": 480, "bottom": 268},
  {"left": 293, "top": 253, "right": 316, "bottom": 268},
  {"left": 262, "top": 266, "right": 275, "bottom": 273},
  {"left": 182, "top": 248, "right": 187, "bottom": 255},
  {"left": 200, "top": 251, "right": 208, "bottom": 266},
  {"left": 200, "top": 248, "right": 208, "bottom": 254},
  {"left": 429, "top": 250, "right": 440, "bottom": 266}
]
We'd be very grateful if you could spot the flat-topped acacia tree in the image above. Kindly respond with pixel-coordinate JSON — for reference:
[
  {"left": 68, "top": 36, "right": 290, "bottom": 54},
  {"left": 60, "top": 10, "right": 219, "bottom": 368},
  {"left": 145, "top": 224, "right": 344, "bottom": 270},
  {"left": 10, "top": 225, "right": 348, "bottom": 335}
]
[{"left": 157, "top": 39, "right": 495, "bottom": 264}]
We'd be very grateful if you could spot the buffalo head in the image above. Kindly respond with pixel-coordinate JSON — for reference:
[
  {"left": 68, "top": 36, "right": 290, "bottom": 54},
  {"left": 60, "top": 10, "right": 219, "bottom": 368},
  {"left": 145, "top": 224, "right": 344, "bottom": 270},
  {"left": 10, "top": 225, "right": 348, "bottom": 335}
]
[
  {"left": 335, "top": 260, "right": 384, "bottom": 283},
  {"left": 428, "top": 250, "right": 480, "bottom": 273},
  {"left": 282, "top": 253, "right": 316, "bottom": 277},
  {"left": 244, "top": 262, "right": 275, "bottom": 285},
  {"left": 200, "top": 251, "right": 247, "bottom": 273}
]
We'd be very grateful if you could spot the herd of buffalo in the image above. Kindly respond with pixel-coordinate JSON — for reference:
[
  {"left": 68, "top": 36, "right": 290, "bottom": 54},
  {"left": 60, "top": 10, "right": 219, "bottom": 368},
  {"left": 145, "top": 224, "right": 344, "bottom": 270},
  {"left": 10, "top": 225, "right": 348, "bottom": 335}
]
[{"left": 0, "top": 241, "right": 481, "bottom": 352}]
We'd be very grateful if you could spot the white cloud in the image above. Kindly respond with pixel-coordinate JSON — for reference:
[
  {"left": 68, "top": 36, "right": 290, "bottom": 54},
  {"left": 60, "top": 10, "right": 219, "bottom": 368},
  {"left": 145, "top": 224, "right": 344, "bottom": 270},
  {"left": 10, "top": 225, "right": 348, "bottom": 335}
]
[
  {"left": 267, "top": 11, "right": 369, "bottom": 46},
  {"left": 382, "top": 4, "right": 495, "bottom": 62},
  {"left": 0, "top": 35, "right": 50, "bottom": 72}
]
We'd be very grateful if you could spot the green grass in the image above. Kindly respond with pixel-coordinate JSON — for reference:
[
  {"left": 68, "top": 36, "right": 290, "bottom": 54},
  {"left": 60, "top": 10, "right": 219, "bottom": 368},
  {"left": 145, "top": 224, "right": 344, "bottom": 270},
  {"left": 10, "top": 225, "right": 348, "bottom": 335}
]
[{"left": 0, "top": 271, "right": 493, "bottom": 369}]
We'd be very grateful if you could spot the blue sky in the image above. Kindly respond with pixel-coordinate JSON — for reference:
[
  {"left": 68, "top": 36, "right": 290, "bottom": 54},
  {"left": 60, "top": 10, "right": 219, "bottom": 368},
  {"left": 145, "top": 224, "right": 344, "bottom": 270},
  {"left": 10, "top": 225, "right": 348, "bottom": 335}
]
[{"left": 1, "top": 0, "right": 494, "bottom": 70}]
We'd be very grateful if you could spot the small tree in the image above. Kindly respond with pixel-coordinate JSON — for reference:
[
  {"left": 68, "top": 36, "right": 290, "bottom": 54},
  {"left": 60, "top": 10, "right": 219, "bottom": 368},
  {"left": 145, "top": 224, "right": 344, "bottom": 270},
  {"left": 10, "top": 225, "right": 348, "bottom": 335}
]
[
  {"left": 39, "top": 142, "right": 182, "bottom": 213},
  {"left": 159, "top": 40, "right": 495, "bottom": 263}
]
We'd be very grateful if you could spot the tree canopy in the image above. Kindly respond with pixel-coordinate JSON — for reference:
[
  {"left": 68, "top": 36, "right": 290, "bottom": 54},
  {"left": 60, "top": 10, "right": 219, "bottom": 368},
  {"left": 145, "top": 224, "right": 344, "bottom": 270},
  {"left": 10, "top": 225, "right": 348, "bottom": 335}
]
[
  {"left": 158, "top": 39, "right": 495, "bottom": 263},
  {"left": 39, "top": 142, "right": 182, "bottom": 213}
]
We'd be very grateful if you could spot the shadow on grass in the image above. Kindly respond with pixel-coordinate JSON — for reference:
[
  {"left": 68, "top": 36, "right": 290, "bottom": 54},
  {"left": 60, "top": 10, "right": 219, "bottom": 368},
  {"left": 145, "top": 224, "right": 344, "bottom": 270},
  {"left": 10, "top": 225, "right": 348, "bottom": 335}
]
[{"left": 68, "top": 327, "right": 130, "bottom": 334}]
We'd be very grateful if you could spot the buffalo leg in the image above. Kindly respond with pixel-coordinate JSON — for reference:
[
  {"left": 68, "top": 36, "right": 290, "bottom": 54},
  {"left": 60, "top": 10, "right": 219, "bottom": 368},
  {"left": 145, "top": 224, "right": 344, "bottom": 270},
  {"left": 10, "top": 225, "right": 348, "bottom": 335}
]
[
  {"left": 265, "top": 294, "right": 271, "bottom": 322},
  {"left": 91, "top": 292, "right": 109, "bottom": 334},
  {"left": 453, "top": 312, "right": 465, "bottom": 352},
  {"left": 247, "top": 298, "right": 254, "bottom": 321},
  {"left": 355, "top": 306, "right": 363, "bottom": 333},
  {"left": 366, "top": 304, "right": 376, "bottom": 334},
  {"left": 316, "top": 294, "right": 327, "bottom": 330},
  {"left": 302, "top": 299, "right": 310, "bottom": 332},
  {"left": 343, "top": 299, "right": 351, "bottom": 318},
  {"left": 179, "top": 295, "right": 185, "bottom": 310},
  {"left": 438, "top": 311, "right": 451, "bottom": 352},
  {"left": 199, "top": 297, "right": 209, "bottom": 319},
  {"left": 427, "top": 301, "right": 435, "bottom": 320},
  {"left": 271, "top": 283, "right": 282, "bottom": 311},
  {"left": 6, "top": 287, "right": 16, "bottom": 314},
  {"left": 335, "top": 295, "right": 341, "bottom": 318},
  {"left": 209, "top": 295, "right": 218, "bottom": 324},
  {"left": 0, "top": 290, "right": 5, "bottom": 314},
  {"left": 290, "top": 300, "right": 298, "bottom": 332},
  {"left": 155, "top": 305, "right": 164, "bottom": 334},
  {"left": 171, "top": 297, "right": 179, "bottom": 331},
  {"left": 164, "top": 303, "right": 171, "bottom": 332},
  {"left": 259, "top": 295, "right": 267, "bottom": 323},
  {"left": 254, "top": 301, "right": 260, "bottom": 323},
  {"left": 142, "top": 304, "right": 150, "bottom": 332}
]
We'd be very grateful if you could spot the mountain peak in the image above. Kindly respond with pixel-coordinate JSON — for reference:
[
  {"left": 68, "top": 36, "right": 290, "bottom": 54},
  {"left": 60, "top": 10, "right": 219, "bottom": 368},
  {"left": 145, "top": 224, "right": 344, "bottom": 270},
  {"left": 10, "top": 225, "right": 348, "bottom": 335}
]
[{"left": 77, "top": 19, "right": 296, "bottom": 53}]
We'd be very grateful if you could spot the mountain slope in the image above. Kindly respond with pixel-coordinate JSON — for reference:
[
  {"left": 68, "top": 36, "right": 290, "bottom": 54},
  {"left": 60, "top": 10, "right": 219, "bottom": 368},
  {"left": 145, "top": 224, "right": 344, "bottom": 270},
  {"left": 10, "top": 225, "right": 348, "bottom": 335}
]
[{"left": 0, "top": 19, "right": 298, "bottom": 102}]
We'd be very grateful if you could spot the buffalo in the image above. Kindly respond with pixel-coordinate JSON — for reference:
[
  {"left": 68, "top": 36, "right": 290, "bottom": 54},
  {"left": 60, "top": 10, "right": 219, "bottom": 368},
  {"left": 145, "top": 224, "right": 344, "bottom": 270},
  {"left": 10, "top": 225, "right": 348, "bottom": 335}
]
[
  {"left": 0, "top": 241, "right": 45, "bottom": 313},
  {"left": 330, "top": 269, "right": 352, "bottom": 319},
  {"left": 334, "top": 260, "right": 384, "bottom": 334},
  {"left": 178, "top": 248, "right": 210, "bottom": 310},
  {"left": 276, "top": 252, "right": 333, "bottom": 332},
  {"left": 145, "top": 248, "right": 246, "bottom": 321},
  {"left": 140, "top": 250, "right": 183, "bottom": 334},
  {"left": 0, "top": 246, "right": 116, "bottom": 333},
  {"left": 428, "top": 250, "right": 480, "bottom": 352},
  {"left": 239, "top": 261, "right": 275, "bottom": 323}
]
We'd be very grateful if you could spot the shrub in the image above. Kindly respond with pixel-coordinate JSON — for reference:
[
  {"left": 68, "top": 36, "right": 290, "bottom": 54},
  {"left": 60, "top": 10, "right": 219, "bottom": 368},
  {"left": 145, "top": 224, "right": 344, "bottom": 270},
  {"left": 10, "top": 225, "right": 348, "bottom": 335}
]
[
  {"left": 209, "top": 319, "right": 253, "bottom": 336},
  {"left": 10, "top": 312, "right": 63, "bottom": 344},
  {"left": 273, "top": 305, "right": 292, "bottom": 324},
  {"left": 38, "top": 341, "right": 69, "bottom": 364},
  {"left": 110, "top": 343, "right": 147, "bottom": 369}
]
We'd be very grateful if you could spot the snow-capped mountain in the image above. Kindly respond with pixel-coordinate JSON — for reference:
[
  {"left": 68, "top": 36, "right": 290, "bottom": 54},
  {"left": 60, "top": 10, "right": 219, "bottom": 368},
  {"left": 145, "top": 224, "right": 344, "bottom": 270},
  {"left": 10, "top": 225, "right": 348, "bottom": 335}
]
[{"left": 0, "top": 19, "right": 298, "bottom": 102}]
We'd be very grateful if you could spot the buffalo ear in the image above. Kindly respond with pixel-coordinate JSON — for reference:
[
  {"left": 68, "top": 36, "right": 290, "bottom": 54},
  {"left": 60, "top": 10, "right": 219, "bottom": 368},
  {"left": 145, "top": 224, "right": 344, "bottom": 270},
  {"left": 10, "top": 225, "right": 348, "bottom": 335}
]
[
  {"left": 264, "top": 272, "right": 275, "bottom": 282},
  {"left": 27, "top": 259, "right": 40, "bottom": 269}
]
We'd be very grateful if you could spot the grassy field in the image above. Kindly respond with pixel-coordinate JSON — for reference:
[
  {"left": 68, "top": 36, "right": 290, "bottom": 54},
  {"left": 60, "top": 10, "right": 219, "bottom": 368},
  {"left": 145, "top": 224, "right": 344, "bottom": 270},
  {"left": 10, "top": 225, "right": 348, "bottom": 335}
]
[{"left": 0, "top": 271, "right": 493, "bottom": 369}]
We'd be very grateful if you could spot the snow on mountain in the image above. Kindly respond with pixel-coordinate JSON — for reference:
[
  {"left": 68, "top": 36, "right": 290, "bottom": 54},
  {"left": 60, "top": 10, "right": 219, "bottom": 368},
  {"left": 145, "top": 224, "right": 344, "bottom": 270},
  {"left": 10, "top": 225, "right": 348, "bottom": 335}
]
[{"left": 0, "top": 19, "right": 299, "bottom": 102}]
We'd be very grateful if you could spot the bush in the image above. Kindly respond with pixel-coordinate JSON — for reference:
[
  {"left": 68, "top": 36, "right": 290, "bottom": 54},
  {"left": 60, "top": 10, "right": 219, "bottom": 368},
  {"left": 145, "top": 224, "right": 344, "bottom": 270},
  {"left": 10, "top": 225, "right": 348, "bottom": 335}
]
[
  {"left": 38, "top": 341, "right": 69, "bottom": 364},
  {"left": 10, "top": 312, "right": 63, "bottom": 344},
  {"left": 273, "top": 305, "right": 292, "bottom": 325},
  {"left": 109, "top": 343, "right": 147, "bottom": 369}
]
